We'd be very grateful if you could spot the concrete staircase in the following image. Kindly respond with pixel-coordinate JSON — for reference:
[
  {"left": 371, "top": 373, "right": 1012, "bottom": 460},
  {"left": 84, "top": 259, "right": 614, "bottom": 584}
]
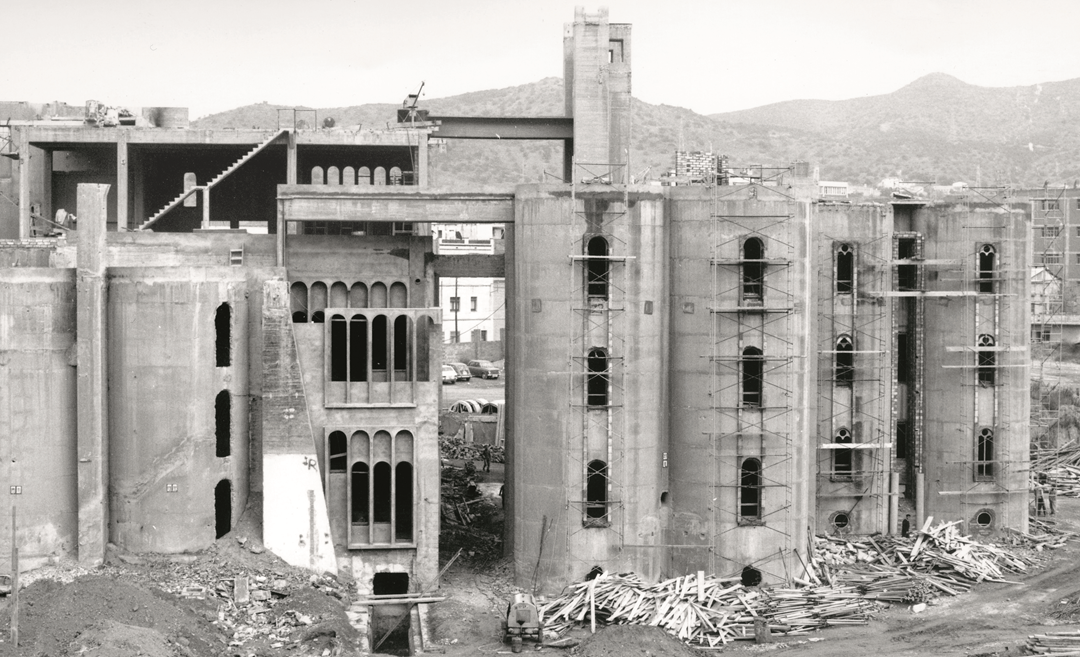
[{"left": 136, "top": 128, "right": 288, "bottom": 231}]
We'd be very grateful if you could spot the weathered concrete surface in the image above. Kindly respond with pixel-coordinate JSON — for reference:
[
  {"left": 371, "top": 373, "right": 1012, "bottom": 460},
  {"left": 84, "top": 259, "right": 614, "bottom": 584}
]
[{"left": 277, "top": 185, "right": 515, "bottom": 224}]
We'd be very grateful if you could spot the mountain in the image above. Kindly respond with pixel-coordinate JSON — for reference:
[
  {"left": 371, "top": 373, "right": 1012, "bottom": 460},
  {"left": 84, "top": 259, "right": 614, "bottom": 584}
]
[{"left": 193, "top": 74, "right": 1080, "bottom": 188}]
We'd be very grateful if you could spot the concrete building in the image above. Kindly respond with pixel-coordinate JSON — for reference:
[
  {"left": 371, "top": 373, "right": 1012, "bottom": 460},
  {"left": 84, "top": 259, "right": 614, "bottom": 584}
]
[{"left": 0, "top": 6, "right": 1031, "bottom": 609}]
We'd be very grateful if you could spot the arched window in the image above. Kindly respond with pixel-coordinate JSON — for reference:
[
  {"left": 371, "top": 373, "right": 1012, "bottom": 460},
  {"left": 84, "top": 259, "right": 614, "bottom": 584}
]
[
  {"left": 585, "top": 460, "right": 608, "bottom": 523},
  {"left": 373, "top": 462, "right": 391, "bottom": 523},
  {"left": 357, "top": 166, "right": 371, "bottom": 186},
  {"left": 326, "top": 166, "right": 340, "bottom": 186},
  {"left": 372, "top": 315, "right": 388, "bottom": 371},
  {"left": 215, "top": 303, "right": 231, "bottom": 367},
  {"left": 310, "top": 166, "right": 324, "bottom": 185},
  {"left": 328, "top": 431, "right": 347, "bottom": 473},
  {"left": 290, "top": 282, "right": 308, "bottom": 323},
  {"left": 389, "top": 166, "right": 403, "bottom": 185},
  {"left": 742, "top": 237, "right": 765, "bottom": 302},
  {"left": 215, "top": 479, "right": 232, "bottom": 539},
  {"left": 978, "top": 245, "right": 996, "bottom": 294},
  {"left": 977, "top": 334, "right": 996, "bottom": 386},
  {"left": 330, "top": 314, "right": 348, "bottom": 382},
  {"left": 739, "top": 458, "right": 762, "bottom": 520},
  {"left": 393, "top": 315, "right": 410, "bottom": 375},
  {"left": 349, "top": 315, "right": 368, "bottom": 381},
  {"left": 586, "top": 236, "right": 609, "bottom": 299},
  {"left": 835, "top": 334, "right": 854, "bottom": 387},
  {"left": 373, "top": 166, "right": 387, "bottom": 186},
  {"left": 586, "top": 348, "right": 609, "bottom": 407},
  {"left": 351, "top": 462, "right": 369, "bottom": 523},
  {"left": 342, "top": 166, "right": 356, "bottom": 185},
  {"left": 833, "top": 428, "right": 852, "bottom": 477},
  {"left": 215, "top": 390, "right": 231, "bottom": 458},
  {"left": 310, "top": 282, "right": 328, "bottom": 323},
  {"left": 395, "top": 462, "right": 413, "bottom": 540},
  {"left": 836, "top": 243, "right": 853, "bottom": 294},
  {"left": 976, "top": 428, "right": 994, "bottom": 479},
  {"left": 741, "top": 346, "right": 763, "bottom": 407}
]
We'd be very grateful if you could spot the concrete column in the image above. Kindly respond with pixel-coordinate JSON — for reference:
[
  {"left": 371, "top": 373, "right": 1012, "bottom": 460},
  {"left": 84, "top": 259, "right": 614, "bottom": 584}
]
[
  {"left": 117, "top": 134, "right": 128, "bottom": 231},
  {"left": 286, "top": 131, "right": 297, "bottom": 185},
  {"left": 201, "top": 187, "right": 210, "bottom": 229},
  {"left": 18, "top": 133, "right": 29, "bottom": 239},
  {"left": 39, "top": 149, "right": 52, "bottom": 228},
  {"left": 276, "top": 199, "right": 286, "bottom": 267},
  {"left": 76, "top": 183, "right": 110, "bottom": 567},
  {"left": 416, "top": 133, "right": 428, "bottom": 189}
]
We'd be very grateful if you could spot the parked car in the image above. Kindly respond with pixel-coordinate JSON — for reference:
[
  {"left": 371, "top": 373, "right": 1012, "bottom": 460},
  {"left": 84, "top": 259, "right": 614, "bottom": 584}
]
[
  {"left": 441, "top": 364, "right": 458, "bottom": 384},
  {"left": 467, "top": 359, "right": 500, "bottom": 379},
  {"left": 450, "top": 362, "right": 472, "bottom": 381}
]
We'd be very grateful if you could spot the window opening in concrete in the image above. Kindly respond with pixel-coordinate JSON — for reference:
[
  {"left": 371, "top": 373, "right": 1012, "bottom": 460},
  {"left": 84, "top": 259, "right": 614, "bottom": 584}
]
[
  {"left": 741, "top": 346, "right": 764, "bottom": 407},
  {"left": 350, "top": 282, "right": 368, "bottom": 308},
  {"left": 836, "top": 243, "right": 853, "bottom": 294},
  {"left": 215, "top": 390, "right": 231, "bottom": 458},
  {"left": 741, "top": 566, "right": 762, "bottom": 587},
  {"left": 370, "top": 282, "right": 388, "bottom": 308},
  {"left": 330, "top": 281, "right": 348, "bottom": 308},
  {"left": 835, "top": 334, "right": 854, "bottom": 387},
  {"left": 215, "top": 303, "right": 231, "bottom": 367},
  {"left": 389, "top": 281, "right": 408, "bottom": 308},
  {"left": 351, "top": 462, "right": 369, "bottom": 523},
  {"left": 215, "top": 479, "right": 232, "bottom": 539},
  {"left": 586, "top": 347, "right": 610, "bottom": 407},
  {"left": 833, "top": 428, "right": 852, "bottom": 477},
  {"left": 311, "top": 166, "right": 324, "bottom": 185},
  {"left": 897, "top": 237, "right": 918, "bottom": 291},
  {"left": 742, "top": 237, "right": 765, "bottom": 302},
  {"left": 342, "top": 166, "right": 355, "bottom": 185},
  {"left": 470, "top": 296, "right": 478, "bottom": 312},
  {"left": 330, "top": 314, "right": 348, "bottom": 381},
  {"left": 896, "top": 421, "right": 909, "bottom": 459},
  {"left": 450, "top": 296, "right": 460, "bottom": 312},
  {"left": 897, "top": 333, "right": 911, "bottom": 384},
  {"left": 373, "top": 461, "right": 391, "bottom": 523},
  {"left": 389, "top": 166, "right": 403, "bottom": 185},
  {"left": 585, "top": 459, "right": 608, "bottom": 524},
  {"left": 974, "top": 510, "right": 994, "bottom": 527},
  {"left": 977, "top": 334, "right": 996, "bottom": 386},
  {"left": 739, "top": 458, "right": 762, "bottom": 520},
  {"left": 976, "top": 428, "right": 994, "bottom": 480},
  {"left": 373, "top": 315, "right": 388, "bottom": 371},
  {"left": 357, "top": 166, "right": 371, "bottom": 186},
  {"left": 586, "top": 236, "right": 610, "bottom": 299},
  {"left": 329, "top": 431, "right": 347, "bottom": 473},
  {"left": 350, "top": 315, "right": 368, "bottom": 381},
  {"left": 830, "top": 512, "right": 850, "bottom": 529},
  {"left": 393, "top": 315, "right": 409, "bottom": 375},
  {"left": 310, "top": 282, "right": 328, "bottom": 322},
  {"left": 290, "top": 282, "right": 308, "bottom": 323},
  {"left": 416, "top": 316, "right": 432, "bottom": 382},
  {"left": 660, "top": 491, "right": 669, "bottom": 505},
  {"left": 373, "top": 572, "right": 409, "bottom": 595},
  {"left": 395, "top": 462, "right": 413, "bottom": 540},
  {"left": 374, "top": 166, "right": 387, "bottom": 186},
  {"left": 978, "top": 245, "right": 996, "bottom": 293}
]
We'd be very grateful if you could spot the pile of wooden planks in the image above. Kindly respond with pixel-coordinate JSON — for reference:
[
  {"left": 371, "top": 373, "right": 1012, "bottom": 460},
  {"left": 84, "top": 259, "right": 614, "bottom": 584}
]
[
  {"left": 538, "top": 571, "right": 877, "bottom": 648},
  {"left": 1033, "top": 442, "right": 1080, "bottom": 497},
  {"left": 1027, "top": 630, "right": 1080, "bottom": 654}
]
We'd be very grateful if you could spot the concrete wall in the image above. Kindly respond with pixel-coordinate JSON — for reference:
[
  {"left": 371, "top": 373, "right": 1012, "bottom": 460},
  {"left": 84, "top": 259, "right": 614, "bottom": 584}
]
[{"left": 0, "top": 269, "right": 78, "bottom": 569}]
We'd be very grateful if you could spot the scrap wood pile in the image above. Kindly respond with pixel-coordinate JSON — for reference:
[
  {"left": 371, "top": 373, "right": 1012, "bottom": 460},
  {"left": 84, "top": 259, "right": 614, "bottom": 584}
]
[
  {"left": 438, "top": 434, "right": 505, "bottom": 463},
  {"left": 809, "top": 517, "right": 1037, "bottom": 603},
  {"left": 1033, "top": 442, "right": 1080, "bottom": 496},
  {"left": 1004, "top": 519, "right": 1076, "bottom": 551},
  {"left": 1026, "top": 630, "right": 1080, "bottom": 655},
  {"left": 538, "top": 571, "right": 878, "bottom": 648}
]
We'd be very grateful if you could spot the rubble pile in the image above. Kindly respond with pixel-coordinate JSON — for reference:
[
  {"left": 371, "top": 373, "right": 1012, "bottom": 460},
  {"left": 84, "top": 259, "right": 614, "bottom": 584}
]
[{"left": 439, "top": 434, "right": 504, "bottom": 463}]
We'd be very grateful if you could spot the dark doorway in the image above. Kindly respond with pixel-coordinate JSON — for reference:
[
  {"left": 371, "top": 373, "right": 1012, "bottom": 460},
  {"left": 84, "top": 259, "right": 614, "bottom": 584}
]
[{"left": 215, "top": 479, "right": 232, "bottom": 539}]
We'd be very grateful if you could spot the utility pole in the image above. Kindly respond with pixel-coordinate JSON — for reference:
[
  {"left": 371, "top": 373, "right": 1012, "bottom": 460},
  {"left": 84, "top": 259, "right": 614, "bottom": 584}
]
[{"left": 11, "top": 505, "right": 18, "bottom": 647}]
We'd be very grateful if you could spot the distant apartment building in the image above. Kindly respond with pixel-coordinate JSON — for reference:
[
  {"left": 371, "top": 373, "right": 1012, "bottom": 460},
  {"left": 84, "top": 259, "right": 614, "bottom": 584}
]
[
  {"left": 1012, "top": 187, "right": 1080, "bottom": 343},
  {"left": 434, "top": 222, "right": 505, "bottom": 343}
]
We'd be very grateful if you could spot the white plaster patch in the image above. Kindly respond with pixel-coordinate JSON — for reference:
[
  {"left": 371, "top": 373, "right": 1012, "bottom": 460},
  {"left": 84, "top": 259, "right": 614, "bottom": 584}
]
[{"left": 263, "top": 453, "right": 337, "bottom": 575}]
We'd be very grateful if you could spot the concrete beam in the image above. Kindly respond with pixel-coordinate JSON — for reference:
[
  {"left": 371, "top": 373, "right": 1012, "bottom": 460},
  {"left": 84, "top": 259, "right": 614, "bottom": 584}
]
[
  {"left": 434, "top": 253, "right": 506, "bottom": 278},
  {"left": 429, "top": 116, "right": 573, "bottom": 140},
  {"left": 76, "top": 183, "right": 110, "bottom": 567},
  {"left": 277, "top": 185, "right": 515, "bottom": 224}
]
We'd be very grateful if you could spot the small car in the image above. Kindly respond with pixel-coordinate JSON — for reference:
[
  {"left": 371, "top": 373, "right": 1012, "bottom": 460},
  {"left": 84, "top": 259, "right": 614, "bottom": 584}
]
[
  {"left": 468, "top": 359, "right": 500, "bottom": 379},
  {"left": 441, "top": 364, "right": 458, "bottom": 384},
  {"left": 450, "top": 362, "right": 472, "bottom": 381}
]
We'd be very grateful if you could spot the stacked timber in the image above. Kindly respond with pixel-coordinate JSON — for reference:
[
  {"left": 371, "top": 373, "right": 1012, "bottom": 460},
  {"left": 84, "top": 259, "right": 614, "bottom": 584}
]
[
  {"left": 1033, "top": 443, "right": 1080, "bottom": 497},
  {"left": 1027, "top": 630, "right": 1080, "bottom": 654},
  {"left": 538, "top": 572, "right": 877, "bottom": 648}
]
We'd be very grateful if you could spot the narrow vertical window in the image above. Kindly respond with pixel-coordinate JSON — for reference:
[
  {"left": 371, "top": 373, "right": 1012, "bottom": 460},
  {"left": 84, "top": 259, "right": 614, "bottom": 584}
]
[
  {"left": 349, "top": 315, "right": 368, "bottom": 382},
  {"left": 330, "top": 314, "right": 348, "bottom": 382},
  {"left": 373, "top": 462, "right": 391, "bottom": 523},
  {"left": 836, "top": 243, "right": 853, "bottom": 294},
  {"left": 393, "top": 315, "right": 409, "bottom": 373},
  {"left": 395, "top": 462, "right": 413, "bottom": 540},
  {"left": 742, "top": 346, "right": 764, "bottom": 407},
  {"left": 586, "top": 236, "right": 610, "bottom": 299},
  {"left": 215, "top": 390, "right": 231, "bottom": 458},
  {"left": 896, "top": 333, "right": 911, "bottom": 384},
  {"left": 895, "top": 421, "right": 909, "bottom": 459},
  {"left": 351, "top": 463, "right": 369, "bottom": 523},
  {"left": 978, "top": 244, "right": 996, "bottom": 293},
  {"left": 215, "top": 303, "right": 231, "bottom": 367},
  {"left": 976, "top": 428, "right": 994, "bottom": 479},
  {"left": 835, "top": 335, "right": 854, "bottom": 387},
  {"left": 739, "top": 458, "right": 762, "bottom": 520},
  {"left": 586, "top": 347, "right": 609, "bottom": 407},
  {"left": 742, "top": 237, "right": 765, "bottom": 302},
  {"left": 585, "top": 460, "right": 608, "bottom": 523},
  {"left": 372, "top": 315, "right": 388, "bottom": 371},
  {"left": 834, "top": 428, "right": 853, "bottom": 477},
  {"left": 215, "top": 479, "right": 232, "bottom": 539},
  {"left": 977, "top": 334, "right": 996, "bottom": 386},
  {"left": 897, "top": 238, "right": 918, "bottom": 291}
]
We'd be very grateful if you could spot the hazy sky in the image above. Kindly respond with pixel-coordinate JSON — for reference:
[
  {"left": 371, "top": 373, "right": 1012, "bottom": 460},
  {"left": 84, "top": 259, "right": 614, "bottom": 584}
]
[{"left": 7, "top": 0, "right": 1080, "bottom": 120}]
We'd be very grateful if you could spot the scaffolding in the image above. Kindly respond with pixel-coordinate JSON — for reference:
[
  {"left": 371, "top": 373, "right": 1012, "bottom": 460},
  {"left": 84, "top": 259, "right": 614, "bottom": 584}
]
[
  {"left": 706, "top": 176, "right": 797, "bottom": 575},
  {"left": 1029, "top": 187, "right": 1066, "bottom": 452},
  {"left": 564, "top": 158, "right": 632, "bottom": 568}
]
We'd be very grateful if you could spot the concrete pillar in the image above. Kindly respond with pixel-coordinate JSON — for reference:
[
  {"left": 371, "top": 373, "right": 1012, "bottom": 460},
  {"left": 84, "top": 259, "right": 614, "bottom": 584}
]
[
  {"left": 117, "top": 134, "right": 128, "bottom": 231},
  {"left": 276, "top": 200, "right": 286, "bottom": 267},
  {"left": 76, "top": 183, "right": 110, "bottom": 567},
  {"left": 39, "top": 149, "right": 52, "bottom": 229},
  {"left": 17, "top": 132, "right": 29, "bottom": 239},
  {"left": 286, "top": 130, "right": 297, "bottom": 185},
  {"left": 889, "top": 472, "right": 900, "bottom": 534},
  {"left": 201, "top": 187, "right": 210, "bottom": 229},
  {"left": 416, "top": 133, "right": 428, "bottom": 189}
]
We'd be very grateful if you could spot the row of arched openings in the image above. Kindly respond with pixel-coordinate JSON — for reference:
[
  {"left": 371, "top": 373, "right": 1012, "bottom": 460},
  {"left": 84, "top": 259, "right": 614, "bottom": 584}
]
[
  {"left": 834, "top": 242, "right": 997, "bottom": 294},
  {"left": 328, "top": 430, "right": 414, "bottom": 543},
  {"left": 310, "top": 166, "right": 411, "bottom": 186},
  {"left": 291, "top": 280, "right": 409, "bottom": 323},
  {"left": 328, "top": 313, "right": 433, "bottom": 383}
]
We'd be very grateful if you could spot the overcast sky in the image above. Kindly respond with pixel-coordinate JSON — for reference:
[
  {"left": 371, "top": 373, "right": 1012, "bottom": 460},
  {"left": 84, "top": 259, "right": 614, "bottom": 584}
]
[{"left": 7, "top": 0, "right": 1080, "bottom": 120}]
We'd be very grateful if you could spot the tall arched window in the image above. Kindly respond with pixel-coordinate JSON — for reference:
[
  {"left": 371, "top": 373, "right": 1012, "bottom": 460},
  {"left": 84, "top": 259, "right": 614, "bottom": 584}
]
[
  {"left": 585, "top": 460, "right": 608, "bottom": 523},
  {"left": 978, "top": 245, "right": 996, "bottom": 294},
  {"left": 328, "top": 431, "right": 347, "bottom": 473},
  {"left": 833, "top": 428, "right": 852, "bottom": 477},
  {"left": 586, "top": 348, "right": 609, "bottom": 407},
  {"left": 393, "top": 315, "right": 409, "bottom": 374},
  {"left": 215, "top": 303, "right": 231, "bottom": 367},
  {"left": 290, "top": 282, "right": 308, "bottom": 323},
  {"left": 836, "top": 244, "right": 853, "bottom": 294},
  {"left": 373, "top": 462, "right": 391, "bottom": 523},
  {"left": 586, "top": 236, "right": 610, "bottom": 299},
  {"left": 976, "top": 428, "right": 994, "bottom": 479},
  {"left": 372, "top": 315, "right": 388, "bottom": 372},
  {"left": 739, "top": 458, "right": 762, "bottom": 520},
  {"left": 215, "top": 390, "right": 231, "bottom": 458},
  {"left": 743, "top": 237, "right": 765, "bottom": 301},
  {"left": 835, "top": 335, "right": 854, "bottom": 387},
  {"left": 977, "top": 334, "right": 996, "bottom": 386},
  {"left": 742, "top": 346, "right": 764, "bottom": 407},
  {"left": 395, "top": 462, "right": 413, "bottom": 540},
  {"left": 349, "top": 315, "right": 368, "bottom": 381},
  {"left": 330, "top": 314, "right": 348, "bottom": 382},
  {"left": 351, "top": 462, "right": 369, "bottom": 523}
]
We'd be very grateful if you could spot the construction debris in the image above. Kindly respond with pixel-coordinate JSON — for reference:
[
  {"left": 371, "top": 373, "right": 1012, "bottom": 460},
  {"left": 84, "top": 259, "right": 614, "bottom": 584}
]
[{"left": 1026, "top": 630, "right": 1080, "bottom": 654}]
